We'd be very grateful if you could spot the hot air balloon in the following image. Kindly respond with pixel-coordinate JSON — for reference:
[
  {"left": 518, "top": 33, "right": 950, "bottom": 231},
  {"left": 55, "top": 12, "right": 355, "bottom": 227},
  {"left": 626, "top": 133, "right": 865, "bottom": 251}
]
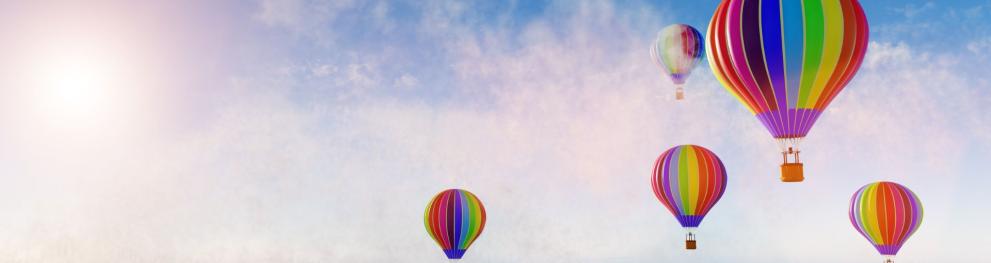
[
  {"left": 706, "top": 0, "right": 869, "bottom": 182},
  {"left": 650, "top": 24, "right": 705, "bottom": 100},
  {"left": 651, "top": 145, "right": 727, "bottom": 250},
  {"left": 425, "top": 189, "right": 486, "bottom": 261},
  {"left": 850, "top": 182, "right": 923, "bottom": 263}
]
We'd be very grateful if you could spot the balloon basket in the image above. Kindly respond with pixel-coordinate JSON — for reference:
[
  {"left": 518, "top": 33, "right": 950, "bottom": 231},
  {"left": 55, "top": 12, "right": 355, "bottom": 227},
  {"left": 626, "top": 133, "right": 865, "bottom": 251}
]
[
  {"left": 685, "top": 240, "right": 696, "bottom": 250},
  {"left": 685, "top": 232, "right": 696, "bottom": 250},
  {"left": 780, "top": 163, "right": 804, "bottom": 182},
  {"left": 675, "top": 87, "right": 685, "bottom": 100}
]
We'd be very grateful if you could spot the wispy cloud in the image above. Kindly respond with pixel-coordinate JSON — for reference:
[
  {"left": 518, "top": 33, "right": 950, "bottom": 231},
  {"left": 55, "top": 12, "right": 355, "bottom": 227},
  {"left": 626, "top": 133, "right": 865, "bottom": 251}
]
[
  {"left": 253, "top": 0, "right": 358, "bottom": 37},
  {"left": 891, "top": 2, "right": 936, "bottom": 18},
  {"left": 219, "top": 1, "right": 991, "bottom": 261},
  {"left": 967, "top": 36, "right": 991, "bottom": 57}
]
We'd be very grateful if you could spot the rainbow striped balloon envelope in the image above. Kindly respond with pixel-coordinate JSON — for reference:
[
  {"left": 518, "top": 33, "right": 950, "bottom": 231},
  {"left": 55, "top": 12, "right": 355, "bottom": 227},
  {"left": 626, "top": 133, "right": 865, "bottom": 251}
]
[
  {"left": 849, "top": 182, "right": 924, "bottom": 262},
  {"left": 651, "top": 145, "right": 727, "bottom": 249},
  {"left": 424, "top": 189, "right": 486, "bottom": 260},
  {"left": 651, "top": 24, "right": 704, "bottom": 100},
  {"left": 706, "top": 0, "right": 870, "bottom": 182}
]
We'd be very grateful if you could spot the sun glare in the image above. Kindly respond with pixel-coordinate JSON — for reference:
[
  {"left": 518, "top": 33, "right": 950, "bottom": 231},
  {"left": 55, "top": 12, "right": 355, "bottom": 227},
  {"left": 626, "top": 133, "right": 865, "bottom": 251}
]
[
  {"left": 6, "top": 2, "right": 169, "bottom": 147},
  {"left": 25, "top": 41, "right": 130, "bottom": 127},
  {"left": 44, "top": 55, "right": 111, "bottom": 113}
]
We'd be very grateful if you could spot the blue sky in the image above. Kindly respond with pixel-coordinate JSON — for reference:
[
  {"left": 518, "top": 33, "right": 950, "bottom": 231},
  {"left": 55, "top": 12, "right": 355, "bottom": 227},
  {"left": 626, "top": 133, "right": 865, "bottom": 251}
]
[
  {"left": 234, "top": 0, "right": 991, "bottom": 104},
  {"left": 1, "top": 0, "right": 990, "bottom": 262}
]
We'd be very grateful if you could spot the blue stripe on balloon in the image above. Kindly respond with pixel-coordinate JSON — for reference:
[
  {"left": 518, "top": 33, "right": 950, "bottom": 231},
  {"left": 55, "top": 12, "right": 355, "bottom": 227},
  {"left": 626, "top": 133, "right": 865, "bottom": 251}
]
[
  {"left": 782, "top": 0, "right": 804, "bottom": 108},
  {"left": 761, "top": 0, "right": 786, "bottom": 110},
  {"left": 742, "top": 0, "right": 774, "bottom": 110},
  {"left": 693, "top": 28, "right": 705, "bottom": 64}
]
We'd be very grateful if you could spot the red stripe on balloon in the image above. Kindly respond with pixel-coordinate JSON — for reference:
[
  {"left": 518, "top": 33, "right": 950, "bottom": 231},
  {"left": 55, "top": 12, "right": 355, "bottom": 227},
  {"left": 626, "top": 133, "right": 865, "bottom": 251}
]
[
  {"left": 710, "top": 1, "right": 761, "bottom": 112},
  {"left": 695, "top": 148, "right": 711, "bottom": 215}
]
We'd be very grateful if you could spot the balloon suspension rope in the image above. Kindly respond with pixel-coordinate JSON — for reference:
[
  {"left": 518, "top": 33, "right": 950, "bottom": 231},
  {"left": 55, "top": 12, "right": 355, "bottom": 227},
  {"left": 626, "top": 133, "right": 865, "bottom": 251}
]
[
  {"left": 781, "top": 147, "right": 800, "bottom": 164},
  {"left": 779, "top": 138, "right": 802, "bottom": 164}
]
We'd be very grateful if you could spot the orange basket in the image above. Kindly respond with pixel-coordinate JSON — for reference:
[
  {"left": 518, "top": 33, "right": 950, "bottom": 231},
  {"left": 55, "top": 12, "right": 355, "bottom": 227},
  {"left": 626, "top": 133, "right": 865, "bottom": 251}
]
[{"left": 780, "top": 163, "right": 804, "bottom": 182}]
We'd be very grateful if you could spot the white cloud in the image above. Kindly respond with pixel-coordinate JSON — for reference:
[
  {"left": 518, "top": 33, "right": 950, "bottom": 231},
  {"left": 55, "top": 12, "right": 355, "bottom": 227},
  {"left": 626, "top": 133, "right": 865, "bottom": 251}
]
[
  {"left": 863, "top": 42, "right": 915, "bottom": 69},
  {"left": 252, "top": 0, "right": 357, "bottom": 41},
  {"left": 254, "top": 0, "right": 306, "bottom": 28},
  {"left": 392, "top": 73, "right": 418, "bottom": 89},
  {"left": 371, "top": 1, "right": 394, "bottom": 33},
  {"left": 225, "top": 3, "right": 991, "bottom": 261},
  {"left": 343, "top": 63, "right": 377, "bottom": 88},
  {"left": 892, "top": 2, "right": 936, "bottom": 18},
  {"left": 310, "top": 64, "right": 336, "bottom": 77},
  {"left": 967, "top": 37, "right": 991, "bottom": 56}
]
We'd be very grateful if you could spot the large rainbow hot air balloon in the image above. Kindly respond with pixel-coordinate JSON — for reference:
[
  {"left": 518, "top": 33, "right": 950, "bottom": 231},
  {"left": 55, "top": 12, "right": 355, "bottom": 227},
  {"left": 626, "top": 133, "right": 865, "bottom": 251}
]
[
  {"left": 850, "top": 182, "right": 924, "bottom": 263},
  {"left": 651, "top": 24, "right": 705, "bottom": 100},
  {"left": 651, "top": 145, "right": 727, "bottom": 250},
  {"left": 706, "top": 0, "right": 869, "bottom": 182},
  {"left": 424, "top": 189, "right": 486, "bottom": 261}
]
